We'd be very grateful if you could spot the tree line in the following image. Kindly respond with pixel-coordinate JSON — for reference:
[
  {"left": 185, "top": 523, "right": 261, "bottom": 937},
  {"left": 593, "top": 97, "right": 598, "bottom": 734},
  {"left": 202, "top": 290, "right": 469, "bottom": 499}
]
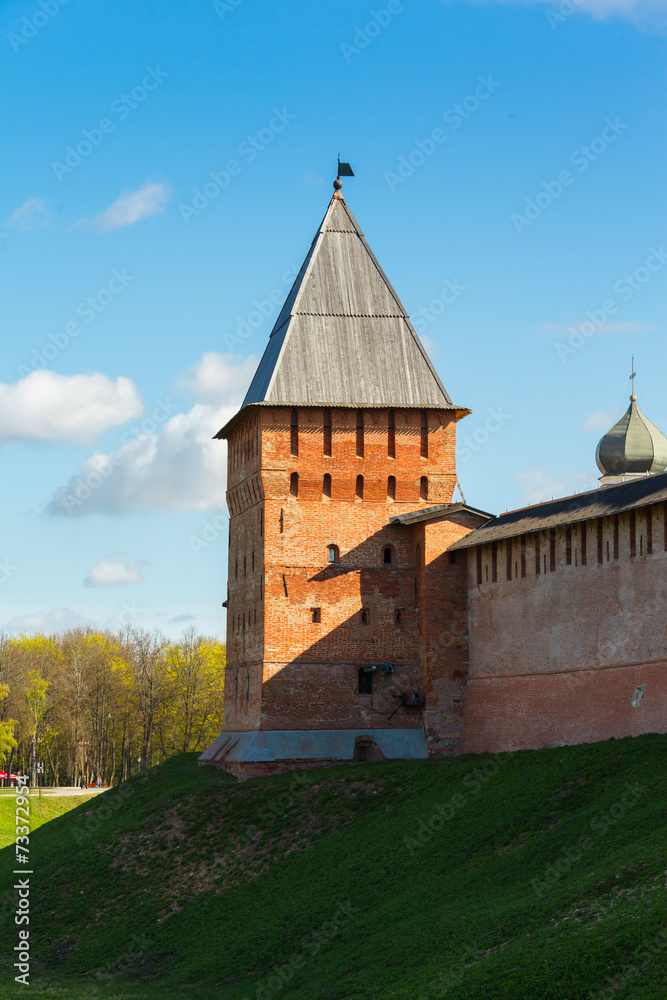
[{"left": 0, "top": 627, "right": 225, "bottom": 787}]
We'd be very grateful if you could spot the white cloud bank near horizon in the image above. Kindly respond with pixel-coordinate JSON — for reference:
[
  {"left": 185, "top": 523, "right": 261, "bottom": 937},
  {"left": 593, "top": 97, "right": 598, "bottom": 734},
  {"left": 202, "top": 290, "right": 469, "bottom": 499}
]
[
  {"left": 0, "top": 371, "right": 142, "bottom": 444},
  {"left": 74, "top": 181, "right": 169, "bottom": 232},
  {"left": 48, "top": 353, "right": 255, "bottom": 516},
  {"left": 85, "top": 555, "right": 147, "bottom": 587}
]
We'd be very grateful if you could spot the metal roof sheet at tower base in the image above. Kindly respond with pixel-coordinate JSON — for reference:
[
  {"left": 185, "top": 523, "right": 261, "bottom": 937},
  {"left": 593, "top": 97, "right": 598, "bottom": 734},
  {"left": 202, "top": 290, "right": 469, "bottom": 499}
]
[{"left": 216, "top": 194, "right": 469, "bottom": 439}]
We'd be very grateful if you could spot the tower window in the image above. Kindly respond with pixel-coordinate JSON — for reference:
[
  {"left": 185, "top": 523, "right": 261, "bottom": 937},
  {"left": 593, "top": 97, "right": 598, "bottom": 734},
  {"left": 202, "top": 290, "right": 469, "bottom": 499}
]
[
  {"left": 388, "top": 409, "right": 395, "bottom": 458},
  {"left": 290, "top": 408, "right": 299, "bottom": 456},
  {"left": 383, "top": 546, "right": 393, "bottom": 565},
  {"left": 327, "top": 544, "right": 339, "bottom": 564},
  {"left": 323, "top": 408, "right": 332, "bottom": 457},
  {"left": 358, "top": 667, "right": 373, "bottom": 695},
  {"left": 356, "top": 474, "right": 364, "bottom": 500},
  {"left": 244, "top": 555, "right": 247, "bottom": 577},
  {"left": 311, "top": 607, "right": 321, "bottom": 623},
  {"left": 252, "top": 550, "right": 255, "bottom": 572},
  {"left": 356, "top": 410, "right": 364, "bottom": 458},
  {"left": 361, "top": 608, "right": 369, "bottom": 625},
  {"left": 323, "top": 473, "right": 332, "bottom": 499},
  {"left": 290, "top": 472, "right": 299, "bottom": 497},
  {"left": 420, "top": 410, "right": 428, "bottom": 458},
  {"left": 235, "top": 559, "right": 238, "bottom": 578},
  {"left": 395, "top": 609, "right": 403, "bottom": 625},
  {"left": 387, "top": 475, "right": 396, "bottom": 501},
  {"left": 420, "top": 476, "right": 428, "bottom": 501}
]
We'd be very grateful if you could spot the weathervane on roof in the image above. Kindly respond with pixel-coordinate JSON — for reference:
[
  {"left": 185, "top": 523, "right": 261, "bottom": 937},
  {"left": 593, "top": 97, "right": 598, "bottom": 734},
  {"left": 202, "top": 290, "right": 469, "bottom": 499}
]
[
  {"left": 630, "top": 356, "right": 637, "bottom": 400},
  {"left": 334, "top": 156, "right": 354, "bottom": 192}
]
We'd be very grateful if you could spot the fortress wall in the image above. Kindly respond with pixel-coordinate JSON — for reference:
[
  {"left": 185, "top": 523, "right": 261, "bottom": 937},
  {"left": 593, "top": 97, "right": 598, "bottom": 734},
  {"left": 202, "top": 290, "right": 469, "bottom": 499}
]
[{"left": 460, "top": 505, "right": 667, "bottom": 752}]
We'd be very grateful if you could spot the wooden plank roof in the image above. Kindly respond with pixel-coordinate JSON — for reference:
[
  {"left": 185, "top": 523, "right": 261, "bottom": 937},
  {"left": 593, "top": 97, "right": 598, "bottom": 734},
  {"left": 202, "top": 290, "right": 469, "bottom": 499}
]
[{"left": 217, "top": 195, "right": 467, "bottom": 438}]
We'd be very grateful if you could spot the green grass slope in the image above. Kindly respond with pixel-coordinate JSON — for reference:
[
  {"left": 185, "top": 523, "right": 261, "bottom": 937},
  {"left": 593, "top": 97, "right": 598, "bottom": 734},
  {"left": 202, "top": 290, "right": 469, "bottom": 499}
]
[
  {"left": 0, "top": 794, "right": 97, "bottom": 850},
  {"left": 0, "top": 735, "right": 665, "bottom": 1000}
]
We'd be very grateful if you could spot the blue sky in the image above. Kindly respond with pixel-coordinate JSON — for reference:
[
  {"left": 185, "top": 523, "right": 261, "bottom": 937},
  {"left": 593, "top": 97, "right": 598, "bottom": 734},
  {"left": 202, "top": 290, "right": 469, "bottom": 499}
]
[{"left": 1, "top": 0, "right": 666, "bottom": 638}]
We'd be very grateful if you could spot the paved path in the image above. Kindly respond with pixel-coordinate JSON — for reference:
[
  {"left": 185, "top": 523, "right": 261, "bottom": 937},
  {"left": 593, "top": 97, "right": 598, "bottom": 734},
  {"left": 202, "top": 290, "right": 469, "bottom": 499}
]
[{"left": 0, "top": 786, "right": 109, "bottom": 796}]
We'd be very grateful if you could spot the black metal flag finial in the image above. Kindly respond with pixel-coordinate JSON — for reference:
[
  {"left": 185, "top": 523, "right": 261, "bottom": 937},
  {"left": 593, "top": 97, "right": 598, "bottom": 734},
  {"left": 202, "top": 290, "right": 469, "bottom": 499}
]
[{"left": 334, "top": 157, "right": 354, "bottom": 191}]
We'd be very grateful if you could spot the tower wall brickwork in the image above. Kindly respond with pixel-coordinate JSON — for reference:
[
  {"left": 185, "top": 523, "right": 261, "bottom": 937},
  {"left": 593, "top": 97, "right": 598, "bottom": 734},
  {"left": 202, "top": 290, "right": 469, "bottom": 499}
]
[{"left": 223, "top": 404, "right": 471, "bottom": 742}]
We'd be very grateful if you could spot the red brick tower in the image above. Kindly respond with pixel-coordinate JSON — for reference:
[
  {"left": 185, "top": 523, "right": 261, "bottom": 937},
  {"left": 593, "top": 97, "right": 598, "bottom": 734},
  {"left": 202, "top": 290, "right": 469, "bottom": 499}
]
[{"left": 200, "top": 187, "right": 486, "bottom": 775}]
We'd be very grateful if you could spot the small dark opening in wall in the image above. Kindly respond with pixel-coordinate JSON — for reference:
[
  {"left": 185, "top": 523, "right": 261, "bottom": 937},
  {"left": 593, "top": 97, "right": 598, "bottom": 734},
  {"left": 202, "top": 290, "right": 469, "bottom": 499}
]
[
  {"left": 387, "top": 475, "right": 396, "bottom": 502},
  {"left": 290, "top": 408, "right": 299, "bottom": 456},
  {"left": 420, "top": 476, "right": 428, "bottom": 500},
  {"left": 361, "top": 608, "right": 369, "bottom": 625},
  {"left": 323, "top": 473, "right": 332, "bottom": 498},
  {"left": 448, "top": 551, "right": 457, "bottom": 564},
  {"left": 388, "top": 409, "right": 396, "bottom": 458},
  {"left": 395, "top": 609, "right": 403, "bottom": 624},
  {"left": 383, "top": 546, "right": 393, "bottom": 564},
  {"left": 356, "top": 474, "right": 364, "bottom": 499},
  {"left": 356, "top": 409, "right": 364, "bottom": 458},
  {"left": 311, "top": 607, "right": 321, "bottom": 623},
  {"left": 290, "top": 472, "right": 299, "bottom": 497},
  {"left": 323, "top": 408, "right": 332, "bottom": 457},
  {"left": 358, "top": 667, "right": 373, "bottom": 695}
]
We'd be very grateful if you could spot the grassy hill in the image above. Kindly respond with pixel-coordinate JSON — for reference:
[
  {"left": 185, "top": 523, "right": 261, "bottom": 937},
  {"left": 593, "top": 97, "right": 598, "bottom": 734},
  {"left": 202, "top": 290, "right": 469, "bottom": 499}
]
[
  {"left": 0, "top": 793, "right": 97, "bottom": 851},
  {"left": 0, "top": 735, "right": 665, "bottom": 999}
]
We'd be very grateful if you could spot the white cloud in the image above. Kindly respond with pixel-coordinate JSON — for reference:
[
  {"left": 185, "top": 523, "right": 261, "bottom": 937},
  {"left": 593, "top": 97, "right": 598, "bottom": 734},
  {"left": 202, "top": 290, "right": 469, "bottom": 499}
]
[
  {"left": 47, "top": 353, "right": 257, "bottom": 515},
  {"left": 85, "top": 555, "right": 147, "bottom": 587},
  {"left": 0, "top": 371, "right": 142, "bottom": 444},
  {"left": 511, "top": 466, "right": 600, "bottom": 505},
  {"left": 580, "top": 409, "right": 618, "bottom": 432},
  {"left": 179, "top": 351, "right": 258, "bottom": 401},
  {"left": 75, "top": 181, "right": 169, "bottom": 232},
  {"left": 48, "top": 401, "right": 234, "bottom": 515},
  {"left": 4, "top": 607, "right": 92, "bottom": 634},
  {"left": 450, "top": 0, "right": 667, "bottom": 30},
  {"left": 6, "top": 197, "right": 50, "bottom": 231}
]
